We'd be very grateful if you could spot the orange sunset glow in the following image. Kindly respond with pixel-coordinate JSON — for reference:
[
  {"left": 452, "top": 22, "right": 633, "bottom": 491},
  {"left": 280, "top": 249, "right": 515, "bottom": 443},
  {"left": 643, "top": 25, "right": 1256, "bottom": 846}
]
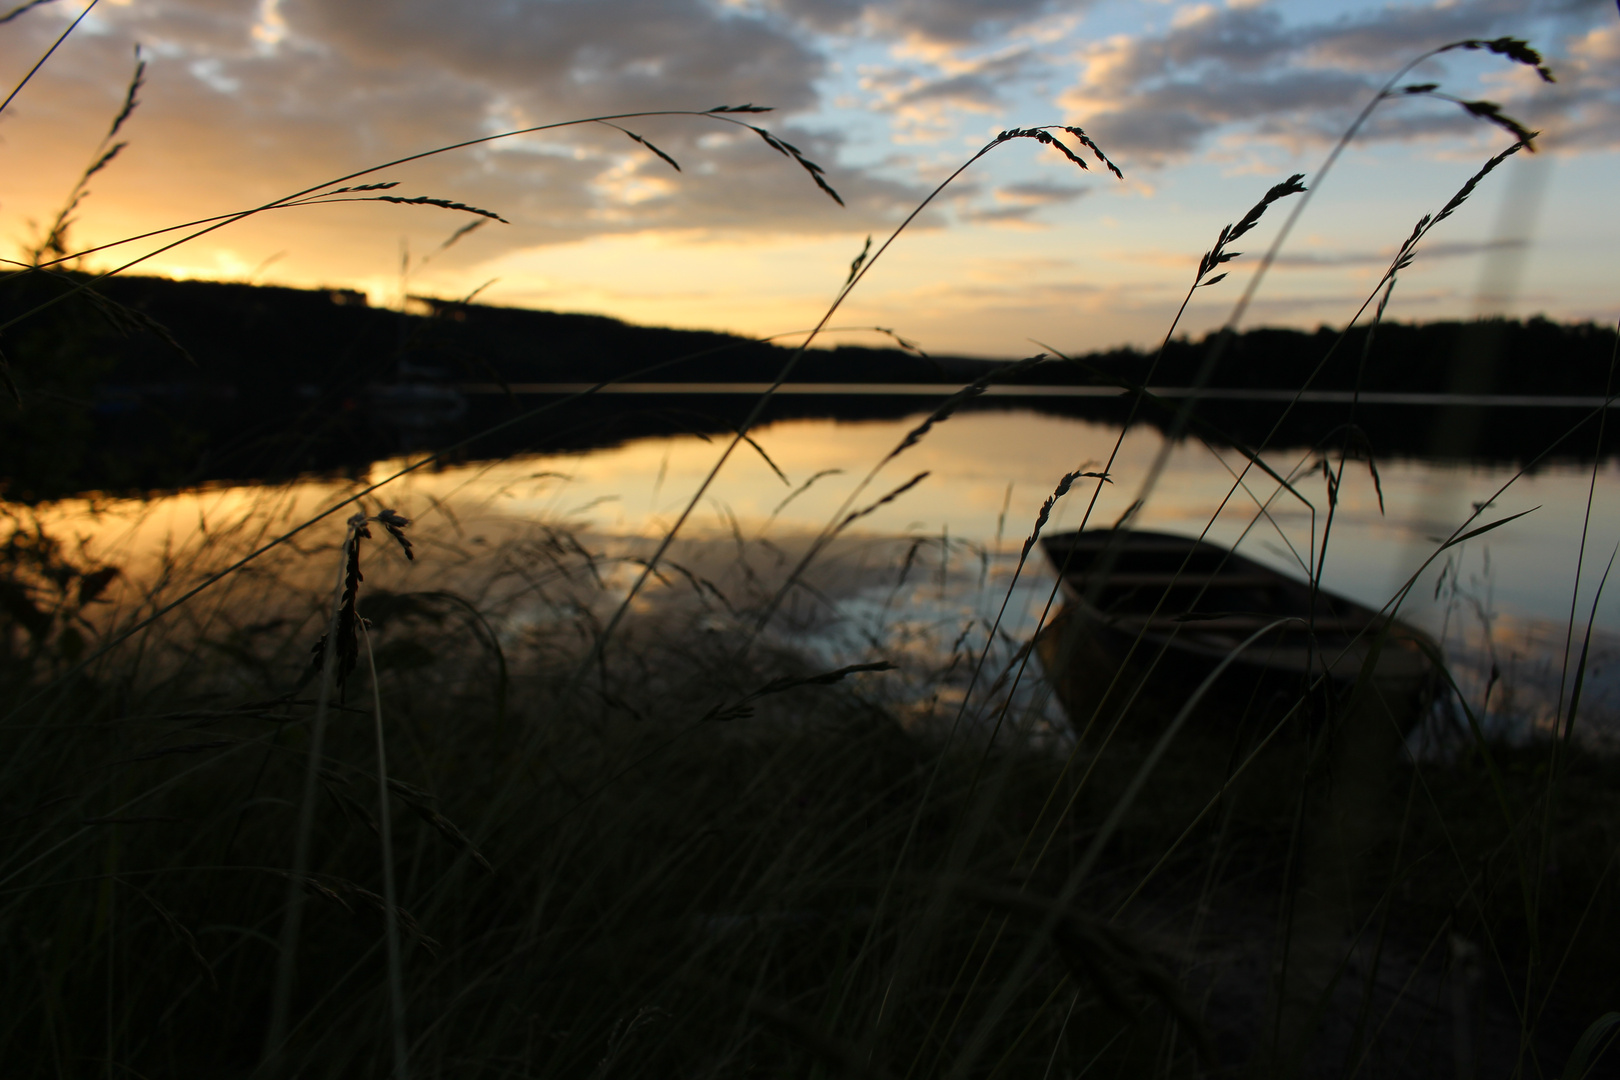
[{"left": 1, "top": 0, "right": 1615, "bottom": 354}]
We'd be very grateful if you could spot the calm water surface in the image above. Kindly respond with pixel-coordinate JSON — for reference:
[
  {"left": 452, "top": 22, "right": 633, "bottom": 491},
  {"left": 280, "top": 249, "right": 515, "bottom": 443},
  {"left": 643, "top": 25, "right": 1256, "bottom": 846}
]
[{"left": 37, "top": 410, "right": 1620, "bottom": 742}]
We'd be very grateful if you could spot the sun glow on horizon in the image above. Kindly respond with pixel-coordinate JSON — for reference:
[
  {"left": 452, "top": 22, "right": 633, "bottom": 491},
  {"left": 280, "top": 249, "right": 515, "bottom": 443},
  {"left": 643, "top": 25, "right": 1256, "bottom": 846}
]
[{"left": 0, "top": 0, "right": 1614, "bottom": 355}]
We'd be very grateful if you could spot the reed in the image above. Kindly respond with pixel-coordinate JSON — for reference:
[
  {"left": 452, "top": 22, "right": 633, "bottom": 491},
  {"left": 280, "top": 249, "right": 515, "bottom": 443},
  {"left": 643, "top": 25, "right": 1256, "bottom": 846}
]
[{"left": 0, "top": 15, "right": 1615, "bottom": 1080}]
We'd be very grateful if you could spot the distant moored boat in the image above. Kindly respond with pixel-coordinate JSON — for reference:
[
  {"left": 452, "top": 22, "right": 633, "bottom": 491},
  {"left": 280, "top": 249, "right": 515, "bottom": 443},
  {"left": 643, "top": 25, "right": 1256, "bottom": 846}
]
[{"left": 1035, "top": 529, "right": 1438, "bottom": 736}]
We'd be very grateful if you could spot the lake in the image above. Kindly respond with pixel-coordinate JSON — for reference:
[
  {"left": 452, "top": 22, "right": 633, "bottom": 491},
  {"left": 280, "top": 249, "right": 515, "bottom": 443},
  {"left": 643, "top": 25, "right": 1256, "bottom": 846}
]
[{"left": 27, "top": 407, "right": 1620, "bottom": 745}]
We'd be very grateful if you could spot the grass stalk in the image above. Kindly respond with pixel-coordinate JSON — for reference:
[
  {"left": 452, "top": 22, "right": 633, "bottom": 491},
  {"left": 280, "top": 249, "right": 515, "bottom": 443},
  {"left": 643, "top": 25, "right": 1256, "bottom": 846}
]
[
  {"left": 360, "top": 618, "right": 409, "bottom": 1080},
  {"left": 0, "top": 0, "right": 100, "bottom": 121},
  {"left": 262, "top": 517, "right": 358, "bottom": 1074}
]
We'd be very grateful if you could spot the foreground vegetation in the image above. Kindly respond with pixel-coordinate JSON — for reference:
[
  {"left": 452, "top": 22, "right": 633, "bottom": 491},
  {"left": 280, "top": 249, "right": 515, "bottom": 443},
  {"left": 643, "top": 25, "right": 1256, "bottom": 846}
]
[
  {"left": 0, "top": 12, "right": 1615, "bottom": 1080},
  {"left": 0, "top": 515, "right": 1614, "bottom": 1078}
]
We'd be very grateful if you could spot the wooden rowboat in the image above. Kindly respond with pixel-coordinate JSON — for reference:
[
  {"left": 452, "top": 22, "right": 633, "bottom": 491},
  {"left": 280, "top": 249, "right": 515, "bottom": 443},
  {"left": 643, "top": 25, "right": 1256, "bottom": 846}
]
[{"left": 1034, "top": 529, "right": 1438, "bottom": 735}]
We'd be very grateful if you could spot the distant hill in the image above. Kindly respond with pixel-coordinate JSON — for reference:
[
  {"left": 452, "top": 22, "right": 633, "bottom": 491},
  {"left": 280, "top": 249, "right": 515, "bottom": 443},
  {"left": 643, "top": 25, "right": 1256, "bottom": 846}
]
[
  {"left": 82, "top": 275, "right": 993, "bottom": 385},
  {"left": 0, "top": 273, "right": 1614, "bottom": 500},
  {"left": 1024, "top": 318, "right": 1619, "bottom": 397},
  {"left": 0, "top": 273, "right": 981, "bottom": 500}
]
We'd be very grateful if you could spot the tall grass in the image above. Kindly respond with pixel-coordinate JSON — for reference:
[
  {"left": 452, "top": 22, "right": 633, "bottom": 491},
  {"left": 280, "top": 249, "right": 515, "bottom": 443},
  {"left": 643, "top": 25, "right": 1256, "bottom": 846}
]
[{"left": 0, "top": 14, "right": 1616, "bottom": 1080}]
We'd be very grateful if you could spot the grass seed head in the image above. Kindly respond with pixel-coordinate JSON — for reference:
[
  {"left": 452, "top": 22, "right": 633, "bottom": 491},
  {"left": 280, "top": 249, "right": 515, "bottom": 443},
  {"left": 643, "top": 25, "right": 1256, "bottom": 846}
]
[
  {"left": 1196, "top": 173, "right": 1306, "bottom": 285},
  {"left": 376, "top": 508, "right": 414, "bottom": 560},
  {"left": 366, "top": 195, "right": 509, "bottom": 222},
  {"left": 998, "top": 127, "right": 1125, "bottom": 181},
  {"left": 1446, "top": 36, "right": 1555, "bottom": 83}
]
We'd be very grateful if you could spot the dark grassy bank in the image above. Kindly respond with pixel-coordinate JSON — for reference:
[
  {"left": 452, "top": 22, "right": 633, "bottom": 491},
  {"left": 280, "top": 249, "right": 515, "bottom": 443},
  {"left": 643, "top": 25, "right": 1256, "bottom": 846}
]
[{"left": 1, "top": 525, "right": 1615, "bottom": 1078}]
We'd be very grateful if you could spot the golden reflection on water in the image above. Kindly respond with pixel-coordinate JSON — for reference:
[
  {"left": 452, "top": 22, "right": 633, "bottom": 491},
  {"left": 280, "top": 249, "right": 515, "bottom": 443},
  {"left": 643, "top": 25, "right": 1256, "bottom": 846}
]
[
  {"left": 24, "top": 410, "right": 1620, "bottom": 625},
  {"left": 16, "top": 409, "right": 1620, "bottom": 742}
]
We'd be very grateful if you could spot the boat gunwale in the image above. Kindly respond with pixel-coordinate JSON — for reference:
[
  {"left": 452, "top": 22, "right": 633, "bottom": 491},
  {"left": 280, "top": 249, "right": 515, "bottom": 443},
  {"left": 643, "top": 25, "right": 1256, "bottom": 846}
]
[{"left": 1038, "top": 528, "right": 1436, "bottom": 685}]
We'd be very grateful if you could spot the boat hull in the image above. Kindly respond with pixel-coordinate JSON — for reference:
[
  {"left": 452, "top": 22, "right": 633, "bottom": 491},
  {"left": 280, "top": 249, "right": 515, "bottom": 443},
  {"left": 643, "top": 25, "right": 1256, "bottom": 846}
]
[{"left": 1034, "top": 530, "right": 1437, "bottom": 737}]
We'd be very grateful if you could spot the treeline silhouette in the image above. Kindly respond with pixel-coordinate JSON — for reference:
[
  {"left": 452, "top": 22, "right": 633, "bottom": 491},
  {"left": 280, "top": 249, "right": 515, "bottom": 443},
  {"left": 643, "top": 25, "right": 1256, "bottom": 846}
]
[{"left": 0, "top": 273, "right": 1613, "bottom": 501}]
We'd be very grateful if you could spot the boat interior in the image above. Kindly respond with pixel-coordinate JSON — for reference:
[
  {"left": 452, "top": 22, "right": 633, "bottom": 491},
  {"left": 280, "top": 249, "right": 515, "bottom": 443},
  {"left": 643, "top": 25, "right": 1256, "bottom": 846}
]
[{"left": 1040, "top": 529, "right": 1391, "bottom": 644}]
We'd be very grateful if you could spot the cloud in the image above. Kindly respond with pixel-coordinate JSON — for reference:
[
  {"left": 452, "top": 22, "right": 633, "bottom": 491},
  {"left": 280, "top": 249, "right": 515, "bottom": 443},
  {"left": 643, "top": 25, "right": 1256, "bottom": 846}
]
[
  {"left": 1271, "top": 238, "right": 1527, "bottom": 269},
  {"left": 954, "top": 180, "right": 1088, "bottom": 225},
  {"left": 1520, "top": 22, "right": 1620, "bottom": 151},
  {"left": 773, "top": 0, "right": 1077, "bottom": 44},
  {"left": 281, "top": 0, "right": 822, "bottom": 118},
  {"left": 860, "top": 46, "right": 1041, "bottom": 121},
  {"left": 1061, "top": 0, "right": 1620, "bottom": 166},
  {"left": 996, "top": 180, "right": 1088, "bottom": 205},
  {"left": 0, "top": 0, "right": 952, "bottom": 288},
  {"left": 893, "top": 71, "right": 1003, "bottom": 110},
  {"left": 959, "top": 204, "right": 1042, "bottom": 225},
  {"left": 1113, "top": 237, "right": 1528, "bottom": 276}
]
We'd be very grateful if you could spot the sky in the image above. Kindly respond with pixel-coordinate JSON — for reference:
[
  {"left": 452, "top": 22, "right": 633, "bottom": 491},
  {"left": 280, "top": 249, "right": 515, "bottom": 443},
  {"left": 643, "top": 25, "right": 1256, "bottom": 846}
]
[{"left": 0, "top": 0, "right": 1615, "bottom": 357}]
